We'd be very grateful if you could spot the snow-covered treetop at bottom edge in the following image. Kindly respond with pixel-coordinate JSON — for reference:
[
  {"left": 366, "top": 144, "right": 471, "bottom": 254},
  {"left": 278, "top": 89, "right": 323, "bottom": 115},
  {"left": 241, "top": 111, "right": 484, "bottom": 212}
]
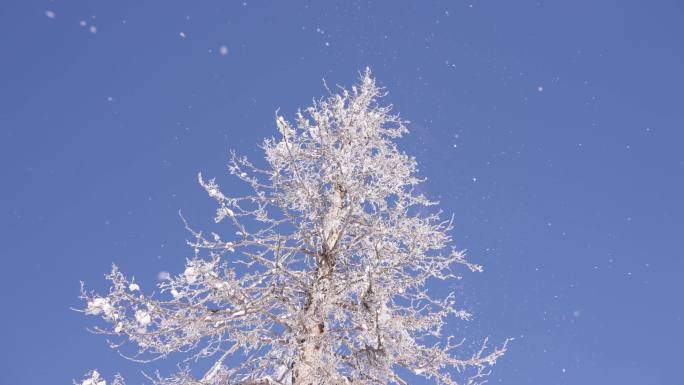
[{"left": 77, "top": 68, "right": 509, "bottom": 385}]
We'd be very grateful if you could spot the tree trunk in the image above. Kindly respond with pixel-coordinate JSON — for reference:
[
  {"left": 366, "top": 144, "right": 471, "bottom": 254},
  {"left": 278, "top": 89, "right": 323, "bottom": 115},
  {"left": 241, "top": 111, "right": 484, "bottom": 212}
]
[
  {"left": 291, "top": 184, "right": 346, "bottom": 385},
  {"left": 292, "top": 282, "right": 327, "bottom": 385}
]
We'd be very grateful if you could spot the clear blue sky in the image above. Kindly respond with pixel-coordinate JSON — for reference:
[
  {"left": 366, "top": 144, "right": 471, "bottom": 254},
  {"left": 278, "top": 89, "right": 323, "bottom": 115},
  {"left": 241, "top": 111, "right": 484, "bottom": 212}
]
[{"left": 1, "top": 1, "right": 683, "bottom": 384}]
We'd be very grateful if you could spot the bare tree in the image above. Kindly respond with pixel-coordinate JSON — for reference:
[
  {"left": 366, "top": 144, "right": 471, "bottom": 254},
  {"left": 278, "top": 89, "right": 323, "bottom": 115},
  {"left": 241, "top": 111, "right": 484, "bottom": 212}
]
[{"left": 77, "top": 69, "right": 509, "bottom": 385}]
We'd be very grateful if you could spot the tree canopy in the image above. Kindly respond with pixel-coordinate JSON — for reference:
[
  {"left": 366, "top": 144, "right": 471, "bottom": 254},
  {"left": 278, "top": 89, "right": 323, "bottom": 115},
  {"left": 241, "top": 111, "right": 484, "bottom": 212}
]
[{"left": 78, "top": 69, "right": 508, "bottom": 385}]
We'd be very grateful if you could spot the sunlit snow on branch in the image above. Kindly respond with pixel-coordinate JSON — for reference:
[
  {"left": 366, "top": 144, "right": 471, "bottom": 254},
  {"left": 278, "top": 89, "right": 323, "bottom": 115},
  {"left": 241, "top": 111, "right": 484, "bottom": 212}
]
[{"left": 76, "top": 370, "right": 125, "bottom": 385}]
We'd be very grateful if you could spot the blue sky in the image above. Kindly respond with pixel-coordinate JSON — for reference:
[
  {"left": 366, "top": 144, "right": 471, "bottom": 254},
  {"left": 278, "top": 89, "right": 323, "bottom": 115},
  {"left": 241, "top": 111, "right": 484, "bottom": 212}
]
[{"left": 1, "top": 1, "right": 683, "bottom": 384}]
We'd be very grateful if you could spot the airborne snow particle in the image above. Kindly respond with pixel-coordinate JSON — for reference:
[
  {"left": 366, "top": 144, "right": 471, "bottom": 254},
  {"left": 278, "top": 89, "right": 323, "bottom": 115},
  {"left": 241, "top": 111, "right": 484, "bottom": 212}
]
[
  {"left": 157, "top": 271, "right": 170, "bottom": 281},
  {"left": 45, "top": 10, "right": 56, "bottom": 19},
  {"left": 179, "top": 31, "right": 186, "bottom": 38},
  {"left": 89, "top": 26, "right": 97, "bottom": 34},
  {"left": 79, "top": 20, "right": 87, "bottom": 27},
  {"left": 537, "top": 86, "right": 544, "bottom": 92},
  {"left": 219, "top": 45, "right": 229, "bottom": 56}
]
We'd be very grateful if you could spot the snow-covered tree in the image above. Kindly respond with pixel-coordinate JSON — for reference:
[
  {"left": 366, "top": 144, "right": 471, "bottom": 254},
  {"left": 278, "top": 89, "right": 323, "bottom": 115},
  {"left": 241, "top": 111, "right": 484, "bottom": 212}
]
[{"left": 78, "top": 69, "right": 508, "bottom": 385}]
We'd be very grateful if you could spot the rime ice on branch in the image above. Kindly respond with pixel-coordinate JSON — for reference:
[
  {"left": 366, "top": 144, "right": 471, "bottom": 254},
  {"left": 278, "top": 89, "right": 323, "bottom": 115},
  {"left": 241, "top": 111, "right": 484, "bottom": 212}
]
[{"left": 78, "top": 69, "right": 509, "bottom": 385}]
